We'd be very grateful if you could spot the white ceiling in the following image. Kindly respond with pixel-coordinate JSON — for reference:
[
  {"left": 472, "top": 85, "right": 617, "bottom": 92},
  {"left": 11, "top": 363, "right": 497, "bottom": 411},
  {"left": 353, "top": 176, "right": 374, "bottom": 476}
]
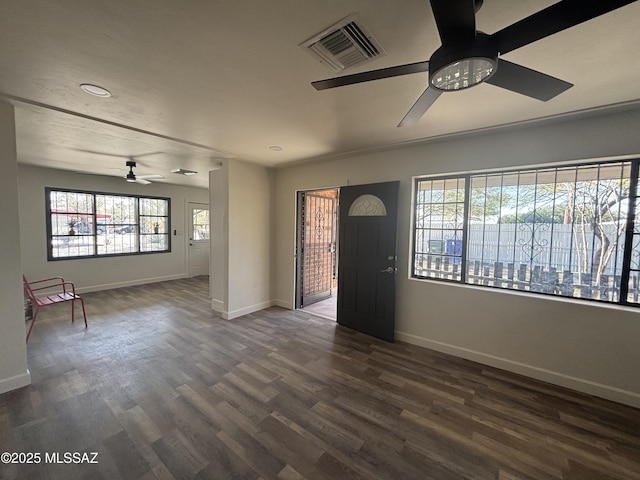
[{"left": 1, "top": 0, "right": 639, "bottom": 188}]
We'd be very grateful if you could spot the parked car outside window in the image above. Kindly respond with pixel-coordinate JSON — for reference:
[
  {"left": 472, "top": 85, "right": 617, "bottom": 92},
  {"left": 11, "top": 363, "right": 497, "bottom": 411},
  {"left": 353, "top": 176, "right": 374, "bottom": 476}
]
[{"left": 114, "top": 225, "right": 136, "bottom": 234}]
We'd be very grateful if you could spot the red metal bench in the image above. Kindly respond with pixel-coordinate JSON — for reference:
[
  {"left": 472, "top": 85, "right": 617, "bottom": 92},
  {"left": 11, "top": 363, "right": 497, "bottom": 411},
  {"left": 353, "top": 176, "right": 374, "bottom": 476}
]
[{"left": 23, "top": 275, "right": 87, "bottom": 341}]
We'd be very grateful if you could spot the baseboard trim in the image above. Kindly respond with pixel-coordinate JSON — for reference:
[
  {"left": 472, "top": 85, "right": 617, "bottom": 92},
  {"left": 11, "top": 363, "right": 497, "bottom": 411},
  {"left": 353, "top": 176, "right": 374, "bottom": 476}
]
[
  {"left": 78, "top": 274, "right": 188, "bottom": 293},
  {"left": 225, "top": 300, "right": 274, "bottom": 320},
  {"left": 396, "top": 331, "right": 640, "bottom": 409},
  {"left": 210, "top": 299, "right": 225, "bottom": 313},
  {"left": 0, "top": 370, "right": 31, "bottom": 394},
  {"left": 272, "top": 299, "right": 293, "bottom": 309}
]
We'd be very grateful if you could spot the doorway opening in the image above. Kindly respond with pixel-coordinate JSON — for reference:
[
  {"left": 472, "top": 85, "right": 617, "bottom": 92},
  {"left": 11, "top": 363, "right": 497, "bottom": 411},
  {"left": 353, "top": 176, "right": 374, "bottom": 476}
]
[
  {"left": 188, "top": 202, "right": 210, "bottom": 277},
  {"left": 295, "top": 188, "right": 339, "bottom": 320}
]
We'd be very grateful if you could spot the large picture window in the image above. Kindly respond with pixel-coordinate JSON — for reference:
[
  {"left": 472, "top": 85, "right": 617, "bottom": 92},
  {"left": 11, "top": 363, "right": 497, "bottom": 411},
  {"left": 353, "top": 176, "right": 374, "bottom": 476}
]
[
  {"left": 46, "top": 188, "right": 171, "bottom": 260},
  {"left": 412, "top": 159, "right": 640, "bottom": 306}
]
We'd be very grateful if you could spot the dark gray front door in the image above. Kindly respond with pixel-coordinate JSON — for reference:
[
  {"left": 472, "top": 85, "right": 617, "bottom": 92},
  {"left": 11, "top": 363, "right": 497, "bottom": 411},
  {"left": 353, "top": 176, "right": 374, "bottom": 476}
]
[{"left": 337, "top": 181, "right": 399, "bottom": 342}]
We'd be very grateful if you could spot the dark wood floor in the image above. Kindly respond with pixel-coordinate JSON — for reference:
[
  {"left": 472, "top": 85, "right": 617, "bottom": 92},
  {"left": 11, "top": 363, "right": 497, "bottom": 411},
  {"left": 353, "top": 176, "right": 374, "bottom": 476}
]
[{"left": 1, "top": 277, "right": 639, "bottom": 480}]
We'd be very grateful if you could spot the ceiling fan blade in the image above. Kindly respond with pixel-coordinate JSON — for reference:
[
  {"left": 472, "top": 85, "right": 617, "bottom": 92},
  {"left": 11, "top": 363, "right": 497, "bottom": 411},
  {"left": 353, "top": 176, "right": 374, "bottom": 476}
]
[
  {"left": 73, "top": 149, "right": 164, "bottom": 163},
  {"left": 429, "top": 0, "right": 476, "bottom": 45},
  {"left": 312, "top": 61, "right": 429, "bottom": 90},
  {"left": 398, "top": 87, "right": 442, "bottom": 127},
  {"left": 74, "top": 149, "right": 126, "bottom": 158},
  {"left": 135, "top": 179, "right": 152, "bottom": 185},
  {"left": 137, "top": 174, "right": 165, "bottom": 180},
  {"left": 75, "top": 171, "right": 122, "bottom": 178},
  {"left": 485, "top": 59, "right": 573, "bottom": 101},
  {"left": 492, "top": 0, "right": 638, "bottom": 55}
]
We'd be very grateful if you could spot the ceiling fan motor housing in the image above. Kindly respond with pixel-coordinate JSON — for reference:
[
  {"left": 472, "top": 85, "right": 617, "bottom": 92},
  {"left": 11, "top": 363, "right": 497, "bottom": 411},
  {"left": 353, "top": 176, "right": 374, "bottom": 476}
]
[
  {"left": 126, "top": 160, "right": 137, "bottom": 181},
  {"left": 429, "top": 33, "right": 498, "bottom": 91}
]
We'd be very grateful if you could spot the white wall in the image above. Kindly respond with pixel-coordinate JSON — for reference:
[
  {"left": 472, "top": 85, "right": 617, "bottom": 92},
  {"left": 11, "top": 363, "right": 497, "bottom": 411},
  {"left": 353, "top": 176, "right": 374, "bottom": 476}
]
[
  {"left": 209, "top": 162, "right": 229, "bottom": 313},
  {"left": 209, "top": 159, "right": 273, "bottom": 319},
  {"left": 273, "top": 105, "right": 640, "bottom": 407},
  {"left": 226, "top": 160, "right": 273, "bottom": 319},
  {"left": 0, "top": 101, "right": 30, "bottom": 394},
  {"left": 18, "top": 164, "right": 209, "bottom": 292}
]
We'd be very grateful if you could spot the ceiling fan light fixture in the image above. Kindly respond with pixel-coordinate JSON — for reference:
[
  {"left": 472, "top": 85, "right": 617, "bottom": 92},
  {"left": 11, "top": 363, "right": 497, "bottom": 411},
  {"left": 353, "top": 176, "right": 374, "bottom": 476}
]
[
  {"left": 428, "top": 34, "right": 498, "bottom": 92},
  {"left": 431, "top": 57, "right": 496, "bottom": 91},
  {"left": 126, "top": 171, "right": 136, "bottom": 182}
]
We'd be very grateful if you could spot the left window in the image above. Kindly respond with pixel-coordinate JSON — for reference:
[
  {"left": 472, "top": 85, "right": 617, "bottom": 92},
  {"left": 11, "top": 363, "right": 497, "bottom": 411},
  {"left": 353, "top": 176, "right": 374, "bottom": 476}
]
[{"left": 46, "top": 188, "right": 170, "bottom": 260}]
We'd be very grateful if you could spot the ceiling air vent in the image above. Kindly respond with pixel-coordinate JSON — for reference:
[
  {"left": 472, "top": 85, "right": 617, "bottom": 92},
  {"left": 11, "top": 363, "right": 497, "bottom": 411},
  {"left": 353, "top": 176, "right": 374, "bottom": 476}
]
[{"left": 301, "top": 15, "right": 385, "bottom": 72}]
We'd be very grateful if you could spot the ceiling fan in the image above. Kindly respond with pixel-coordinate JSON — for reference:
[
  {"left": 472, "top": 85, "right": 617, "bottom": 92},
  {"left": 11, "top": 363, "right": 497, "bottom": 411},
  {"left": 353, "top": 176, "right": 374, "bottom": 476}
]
[
  {"left": 73, "top": 150, "right": 165, "bottom": 184},
  {"left": 312, "top": 0, "right": 638, "bottom": 127},
  {"left": 124, "top": 160, "right": 164, "bottom": 185}
]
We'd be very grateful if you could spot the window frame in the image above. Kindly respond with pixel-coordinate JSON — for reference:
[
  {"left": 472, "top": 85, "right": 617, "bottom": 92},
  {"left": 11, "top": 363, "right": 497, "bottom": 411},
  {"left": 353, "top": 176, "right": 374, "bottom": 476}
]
[
  {"left": 411, "top": 158, "right": 640, "bottom": 307},
  {"left": 45, "top": 187, "right": 171, "bottom": 261}
]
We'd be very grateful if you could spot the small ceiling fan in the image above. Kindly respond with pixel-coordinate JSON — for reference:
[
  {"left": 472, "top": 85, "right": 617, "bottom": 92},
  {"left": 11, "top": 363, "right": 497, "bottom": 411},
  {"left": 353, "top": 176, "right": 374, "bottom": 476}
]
[
  {"left": 312, "top": 0, "right": 638, "bottom": 127},
  {"left": 74, "top": 150, "right": 165, "bottom": 184},
  {"left": 124, "top": 160, "right": 164, "bottom": 185}
]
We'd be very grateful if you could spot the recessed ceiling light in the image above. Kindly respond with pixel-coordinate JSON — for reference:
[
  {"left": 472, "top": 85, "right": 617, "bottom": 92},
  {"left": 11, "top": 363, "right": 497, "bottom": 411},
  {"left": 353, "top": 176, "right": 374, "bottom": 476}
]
[
  {"left": 80, "top": 83, "right": 112, "bottom": 97},
  {"left": 269, "top": 145, "right": 282, "bottom": 151}
]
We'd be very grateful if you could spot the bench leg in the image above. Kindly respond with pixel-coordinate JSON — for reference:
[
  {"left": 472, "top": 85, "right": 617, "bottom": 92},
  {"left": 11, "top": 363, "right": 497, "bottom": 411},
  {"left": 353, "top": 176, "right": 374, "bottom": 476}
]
[
  {"left": 26, "top": 307, "right": 39, "bottom": 342},
  {"left": 79, "top": 298, "right": 87, "bottom": 328},
  {"left": 71, "top": 298, "right": 87, "bottom": 328}
]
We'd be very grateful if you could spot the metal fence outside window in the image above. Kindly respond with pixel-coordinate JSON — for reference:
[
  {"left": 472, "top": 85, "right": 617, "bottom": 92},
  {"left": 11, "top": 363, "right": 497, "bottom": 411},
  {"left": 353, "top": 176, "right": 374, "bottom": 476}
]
[{"left": 413, "top": 158, "right": 640, "bottom": 306}]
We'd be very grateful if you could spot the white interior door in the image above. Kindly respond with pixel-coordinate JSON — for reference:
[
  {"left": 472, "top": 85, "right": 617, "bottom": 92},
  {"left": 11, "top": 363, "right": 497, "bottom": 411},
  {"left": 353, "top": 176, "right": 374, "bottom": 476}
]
[{"left": 188, "top": 203, "right": 210, "bottom": 277}]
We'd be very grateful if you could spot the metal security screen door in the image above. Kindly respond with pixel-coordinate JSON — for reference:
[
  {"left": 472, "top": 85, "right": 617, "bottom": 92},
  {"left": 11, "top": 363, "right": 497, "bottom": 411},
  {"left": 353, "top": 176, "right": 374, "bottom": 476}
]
[{"left": 298, "top": 192, "right": 337, "bottom": 307}]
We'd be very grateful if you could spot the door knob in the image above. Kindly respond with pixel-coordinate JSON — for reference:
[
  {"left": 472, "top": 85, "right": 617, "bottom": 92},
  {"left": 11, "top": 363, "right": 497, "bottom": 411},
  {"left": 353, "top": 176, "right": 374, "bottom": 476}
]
[{"left": 380, "top": 266, "right": 396, "bottom": 273}]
